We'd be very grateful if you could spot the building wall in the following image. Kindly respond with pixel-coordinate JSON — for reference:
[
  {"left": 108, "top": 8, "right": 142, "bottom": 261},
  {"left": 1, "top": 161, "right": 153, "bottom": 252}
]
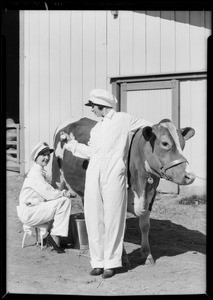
[
  {"left": 20, "top": 10, "right": 211, "bottom": 190},
  {"left": 180, "top": 79, "right": 207, "bottom": 193}
]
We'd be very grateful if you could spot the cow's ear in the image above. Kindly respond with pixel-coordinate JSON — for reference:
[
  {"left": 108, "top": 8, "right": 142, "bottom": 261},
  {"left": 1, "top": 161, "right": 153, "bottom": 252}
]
[
  {"left": 180, "top": 127, "right": 195, "bottom": 141},
  {"left": 142, "top": 126, "right": 153, "bottom": 141}
]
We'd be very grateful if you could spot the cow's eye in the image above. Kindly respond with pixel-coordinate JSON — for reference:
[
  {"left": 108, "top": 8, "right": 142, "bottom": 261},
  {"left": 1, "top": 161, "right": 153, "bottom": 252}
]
[{"left": 162, "top": 141, "right": 170, "bottom": 149}]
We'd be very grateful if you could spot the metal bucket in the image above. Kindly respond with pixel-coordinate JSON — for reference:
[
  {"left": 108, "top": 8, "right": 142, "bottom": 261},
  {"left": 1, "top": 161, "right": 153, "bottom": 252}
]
[{"left": 70, "top": 213, "right": 89, "bottom": 250}]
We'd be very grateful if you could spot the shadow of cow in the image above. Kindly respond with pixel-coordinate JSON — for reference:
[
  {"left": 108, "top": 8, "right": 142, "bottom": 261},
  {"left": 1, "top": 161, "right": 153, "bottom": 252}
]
[{"left": 125, "top": 217, "right": 206, "bottom": 270}]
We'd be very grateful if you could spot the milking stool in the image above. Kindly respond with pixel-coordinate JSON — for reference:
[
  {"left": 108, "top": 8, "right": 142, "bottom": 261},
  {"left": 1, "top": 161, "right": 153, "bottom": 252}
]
[{"left": 21, "top": 223, "right": 50, "bottom": 249}]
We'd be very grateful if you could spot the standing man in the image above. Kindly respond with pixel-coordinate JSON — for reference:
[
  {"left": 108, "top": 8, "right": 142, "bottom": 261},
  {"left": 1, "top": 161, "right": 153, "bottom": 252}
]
[
  {"left": 17, "top": 142, "right": 75, "bottom": 253},
  {"left": 62, "top": 89, "right": 153, "bottom": 277}
]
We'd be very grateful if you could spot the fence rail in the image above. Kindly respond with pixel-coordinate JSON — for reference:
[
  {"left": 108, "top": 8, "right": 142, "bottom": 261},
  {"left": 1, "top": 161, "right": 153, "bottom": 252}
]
[{"left": 6, "top": 123, "right": 20, "bottom": 172}]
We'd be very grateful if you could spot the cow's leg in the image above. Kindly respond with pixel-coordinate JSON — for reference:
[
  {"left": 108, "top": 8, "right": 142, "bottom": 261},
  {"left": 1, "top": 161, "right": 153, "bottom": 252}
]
[
  {"left": 139, "top": 211, "right": 155, "bottom": 265},
  {"left": 63, "top": 179, "right": 77, "bottom": 197},
  {"left": 54, "top": 141, "right": 77, "bottom": 196},
  {"left": 56, "top": 170, "right": 77, "bottom": 197},
  {"left": 122, "top": 243, "right": 130, "bottom": 269},
  {"left": 55, "top": 172, "right": 66, "bottom": 190}
]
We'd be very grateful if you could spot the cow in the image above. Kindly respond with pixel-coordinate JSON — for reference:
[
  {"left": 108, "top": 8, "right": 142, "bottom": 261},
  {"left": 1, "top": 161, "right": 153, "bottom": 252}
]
[{"left": 52, "top": 117, "right": 195, "bottom": 265}]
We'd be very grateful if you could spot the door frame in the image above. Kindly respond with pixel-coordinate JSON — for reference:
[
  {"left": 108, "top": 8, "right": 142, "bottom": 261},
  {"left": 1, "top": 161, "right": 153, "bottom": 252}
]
[
  {"left": 111, "top": 71, "right": 207, "bottom": 126},
  {"left": 111, "top": 70, "right": 207, "bottom": 115},
  {"left": 120, "top": 80, "right": 180, "bottom": 128}
]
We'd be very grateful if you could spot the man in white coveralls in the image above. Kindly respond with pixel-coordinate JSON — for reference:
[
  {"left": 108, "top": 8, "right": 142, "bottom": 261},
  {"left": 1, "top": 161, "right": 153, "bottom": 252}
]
[
  {"left": 17, "top": 142, "right": 75, "bottom": 253},
  {"left": 62, "top": 89, "right": 153, "bottom": 277}
]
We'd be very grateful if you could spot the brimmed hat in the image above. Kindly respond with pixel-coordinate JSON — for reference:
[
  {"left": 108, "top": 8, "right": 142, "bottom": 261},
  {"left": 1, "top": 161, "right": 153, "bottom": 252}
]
[
  {"left": 85, "top": 89, "right": 118, "bottom": 108},
  {"left": 30, "top": 141, "right": 54, "bottom": 161}
]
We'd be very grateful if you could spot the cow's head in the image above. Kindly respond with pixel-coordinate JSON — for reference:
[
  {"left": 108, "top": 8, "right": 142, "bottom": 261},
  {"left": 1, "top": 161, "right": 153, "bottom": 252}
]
[{"left": 142, "top": 119, "right": 195, "bottom": 185}]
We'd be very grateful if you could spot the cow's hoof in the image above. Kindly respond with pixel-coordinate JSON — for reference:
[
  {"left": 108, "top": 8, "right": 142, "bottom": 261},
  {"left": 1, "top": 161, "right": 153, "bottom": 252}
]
[
  {"left": 145, "top": 255, "right": 155, "bottom": 266},
  {"left": 140, "top": 257, "right": 146, "bottom": 265},
  {"left": 122, "top": 259, "right": 130, "bottom": 269},
  {"left": 140, "top": 255, "right": 155, "bottom": 266}
]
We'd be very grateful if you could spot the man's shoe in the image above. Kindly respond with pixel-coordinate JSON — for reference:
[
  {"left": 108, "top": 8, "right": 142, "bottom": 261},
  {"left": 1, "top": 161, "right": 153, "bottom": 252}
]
[
  {"left": 102, "top": 269, "right": 114, "bottom": 279},
  {"left": 90, "top": 268, "right": 104, "bottom": 276}
]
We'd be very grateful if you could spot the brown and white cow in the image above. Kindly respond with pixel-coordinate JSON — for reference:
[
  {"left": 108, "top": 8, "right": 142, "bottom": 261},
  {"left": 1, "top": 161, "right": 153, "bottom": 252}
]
[{"left": 52, "top": 117, "right": 195, "bottom": 265}]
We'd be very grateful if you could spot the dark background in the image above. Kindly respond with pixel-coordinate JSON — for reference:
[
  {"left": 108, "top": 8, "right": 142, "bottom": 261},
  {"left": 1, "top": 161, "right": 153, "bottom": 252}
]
[{"left": 1, "top": 10, "right": 19, "bottom": 123}]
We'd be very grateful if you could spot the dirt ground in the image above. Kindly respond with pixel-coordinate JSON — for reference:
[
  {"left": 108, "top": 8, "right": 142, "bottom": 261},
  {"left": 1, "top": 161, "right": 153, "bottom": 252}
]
[{"left": 5, "top": 171, "right": 206, "bottom": 296}]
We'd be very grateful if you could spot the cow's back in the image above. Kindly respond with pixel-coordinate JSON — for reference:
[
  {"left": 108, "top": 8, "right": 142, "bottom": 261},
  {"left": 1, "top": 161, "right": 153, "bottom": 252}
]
[{"left": 52, "top": 117, "right": 97, "bottom": 198}]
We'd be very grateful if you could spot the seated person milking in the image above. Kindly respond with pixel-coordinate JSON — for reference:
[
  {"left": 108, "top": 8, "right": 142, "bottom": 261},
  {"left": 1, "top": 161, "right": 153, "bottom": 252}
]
[{"left": 17, "top": 141, "right": 75, "bottom": 253}]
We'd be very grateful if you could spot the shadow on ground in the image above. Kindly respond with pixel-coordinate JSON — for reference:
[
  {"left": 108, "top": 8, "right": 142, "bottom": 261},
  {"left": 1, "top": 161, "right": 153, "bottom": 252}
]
[{"left": 124, "top": 217, "right": 206, "bottom": 270}]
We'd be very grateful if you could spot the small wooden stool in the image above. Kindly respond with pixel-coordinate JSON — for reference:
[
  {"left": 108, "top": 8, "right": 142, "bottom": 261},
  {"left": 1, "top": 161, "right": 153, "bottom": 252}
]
[{"left": 22, "top": 223, "right": 49, "bottom": 249}]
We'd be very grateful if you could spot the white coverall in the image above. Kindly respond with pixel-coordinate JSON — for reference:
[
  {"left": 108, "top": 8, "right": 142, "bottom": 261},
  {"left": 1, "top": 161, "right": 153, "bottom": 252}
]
[
  {"left": 65, "top": 109, "right": 152, "bottom": 269},
  {"left": 17, "top": 163, "right": 71, "bottom": 237}
]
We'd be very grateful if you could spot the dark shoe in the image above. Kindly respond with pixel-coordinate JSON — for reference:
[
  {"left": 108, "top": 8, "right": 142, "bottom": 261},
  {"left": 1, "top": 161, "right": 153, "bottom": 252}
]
[
  {"left": 60, "top": 241, "right": 74, "bottom": 249},
  {"left": 102, "top": 269, "right": 114, "bottom": 279},
  {"left": 90, "top": 268, "right": 104, "bottom": 276},
  {"left": 46, "top": 235, "right": 65, "bottom": 253}
]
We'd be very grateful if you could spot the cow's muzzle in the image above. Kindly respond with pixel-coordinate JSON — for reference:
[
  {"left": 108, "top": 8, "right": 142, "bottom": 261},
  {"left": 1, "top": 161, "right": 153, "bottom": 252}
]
[
  {"left": 159, "top": 157, "right": 188, "bottom": 180},
  {"left": 148, "top": 156, "right": 188, "bottom": 181}
]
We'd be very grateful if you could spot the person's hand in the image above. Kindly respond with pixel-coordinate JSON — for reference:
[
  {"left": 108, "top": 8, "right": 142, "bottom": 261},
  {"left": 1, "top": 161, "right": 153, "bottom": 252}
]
[
  {"left": 60, "top": 131, "right": 75, "bottom": 142},
  {"left": 63, "top": 189, "right": 77, "bottom": 198}
]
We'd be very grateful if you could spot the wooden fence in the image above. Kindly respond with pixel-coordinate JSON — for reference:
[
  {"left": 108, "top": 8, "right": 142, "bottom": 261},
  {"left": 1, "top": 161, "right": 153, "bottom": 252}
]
[{"left": 6, "top": 123, "right": 20, "bottom": 172}]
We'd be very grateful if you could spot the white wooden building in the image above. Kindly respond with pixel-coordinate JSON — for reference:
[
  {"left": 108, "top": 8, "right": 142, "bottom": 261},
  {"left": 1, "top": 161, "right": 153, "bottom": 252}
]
[{"left": 18, "top": 10, "right": 211, "bottom": 194}]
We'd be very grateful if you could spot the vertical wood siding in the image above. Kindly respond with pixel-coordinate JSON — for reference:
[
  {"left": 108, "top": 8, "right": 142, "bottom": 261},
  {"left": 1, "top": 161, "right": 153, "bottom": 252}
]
[
  {"left": 120, "top": 11, "right": 134, "bottom": 74},
  {"left": 95, "top": 11, "right": 107, "bottom": 89},
  {"left": 22, "top": 11, "right": 30, "bottom": 170},
  {"left": 146, "top": 11, "right": 161, "bottom": 73},
  {"left": 60, "top": 11, "right": 71, "bottom": 121},
  {"left": 21, "top": 10, "right": 211, "bottom": 174},
  {"left": 49, "top": 11, "right": 61, "bottom": 143},
  {"left": 133, "top": 11, "right": 146, "bottom": 74},
  {"left": 180, "top": 79, "right": 207, "bottom": 191},
  {"left": 160, "top": 11, "right": 176, "bottom": 72},
  {"left": 70, "top": 11, "right": 83, "bottom": 118},
  {"left": 107, "top": 11, "right": 120, "bottom": 77},
  {"left": 175, "top": 11, "right": 190, "bottom": 71},
  {"left": 29, "top": 11, "right": 40, "bottom": 149},
  {"left": 82, "top": 11, "right": 96, "bottom": 119},
  {"left": 189, "top": 11, "right": 206, "bottom": 70},
  {"left": 38, "top": 11, "right": 50, "bottom": 144}
]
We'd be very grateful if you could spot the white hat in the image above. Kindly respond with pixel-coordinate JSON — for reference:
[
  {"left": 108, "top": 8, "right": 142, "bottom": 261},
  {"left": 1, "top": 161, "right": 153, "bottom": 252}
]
[
  {"left": 85, "top": 89, "right": 118, "bottom": 108},
  {"left": 29, "top": 141, "right": 54, "bottom": 161}
]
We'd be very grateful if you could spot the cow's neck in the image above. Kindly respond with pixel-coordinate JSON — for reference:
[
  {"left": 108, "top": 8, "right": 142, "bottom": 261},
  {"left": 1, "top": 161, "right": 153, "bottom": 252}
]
[{"left": 128, "top": 131, "right": 156, "bottom": 216}]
